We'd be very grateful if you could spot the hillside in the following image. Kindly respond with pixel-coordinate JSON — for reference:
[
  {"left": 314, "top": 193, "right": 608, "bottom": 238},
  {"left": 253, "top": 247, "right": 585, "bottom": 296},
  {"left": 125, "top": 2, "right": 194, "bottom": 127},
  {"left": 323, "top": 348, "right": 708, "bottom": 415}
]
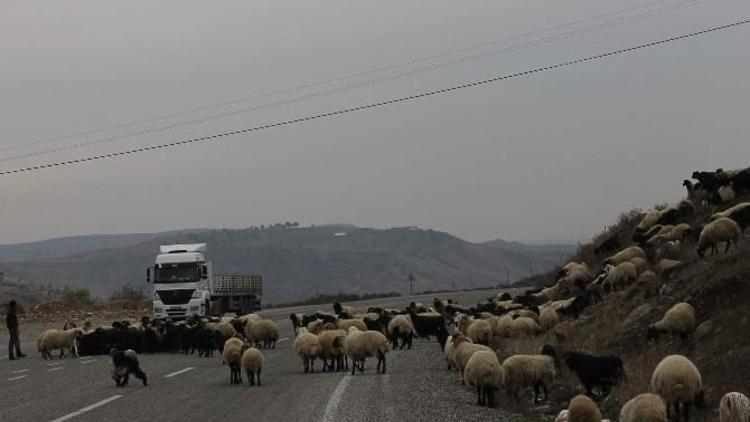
[
  {"left": 0, "top": 226, "right": 574, "bottom": 304},
  {"left": 0, "top": 229, "right": 210, "bottom": 262},
  {"left": 507, "top": 168, "right": 750, "bottom": 420}
]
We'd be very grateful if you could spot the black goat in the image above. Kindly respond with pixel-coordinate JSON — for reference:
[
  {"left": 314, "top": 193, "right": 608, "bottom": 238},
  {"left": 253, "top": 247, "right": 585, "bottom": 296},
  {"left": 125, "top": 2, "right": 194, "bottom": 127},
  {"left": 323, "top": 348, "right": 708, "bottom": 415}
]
[
  {"left": 545, "top": 347, "right": 625, "bottom": 398},
  {"left": 408, "top": 310, "right": 448, "bottom": 349}
]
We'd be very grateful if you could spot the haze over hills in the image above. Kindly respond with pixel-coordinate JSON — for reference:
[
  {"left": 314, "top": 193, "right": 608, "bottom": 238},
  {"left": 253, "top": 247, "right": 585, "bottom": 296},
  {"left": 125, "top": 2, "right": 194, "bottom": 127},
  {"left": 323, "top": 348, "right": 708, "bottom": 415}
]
[{"left": 0, "top": 225, "right": 576, "bottom": 304}]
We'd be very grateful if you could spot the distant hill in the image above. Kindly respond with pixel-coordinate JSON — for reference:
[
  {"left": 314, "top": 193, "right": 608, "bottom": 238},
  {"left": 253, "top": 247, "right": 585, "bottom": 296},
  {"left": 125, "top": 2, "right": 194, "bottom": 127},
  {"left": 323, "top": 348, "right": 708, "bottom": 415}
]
[
  {"left": 0, "top": 229, "right": 210, "bottom": 263},
  {"left": 0, "top": 226, "right": 574, "bottom": 304}
]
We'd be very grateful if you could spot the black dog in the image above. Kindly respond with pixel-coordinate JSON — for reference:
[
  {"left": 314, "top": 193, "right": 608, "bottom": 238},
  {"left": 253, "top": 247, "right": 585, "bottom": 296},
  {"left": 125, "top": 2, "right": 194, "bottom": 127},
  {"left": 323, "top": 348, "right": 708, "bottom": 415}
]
[{"left": 109, "top": 349, "right": 148, "bottom": 387}]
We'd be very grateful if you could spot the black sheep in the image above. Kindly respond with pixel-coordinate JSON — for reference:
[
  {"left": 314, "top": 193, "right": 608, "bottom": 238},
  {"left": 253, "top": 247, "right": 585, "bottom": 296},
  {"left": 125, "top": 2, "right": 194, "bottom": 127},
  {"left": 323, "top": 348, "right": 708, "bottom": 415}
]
[
  {"left": 559, "top": 350, "right": 625, "bottom": 398},
  {"left": 408, "top": 310, "right": 448, "bottom": 348}
]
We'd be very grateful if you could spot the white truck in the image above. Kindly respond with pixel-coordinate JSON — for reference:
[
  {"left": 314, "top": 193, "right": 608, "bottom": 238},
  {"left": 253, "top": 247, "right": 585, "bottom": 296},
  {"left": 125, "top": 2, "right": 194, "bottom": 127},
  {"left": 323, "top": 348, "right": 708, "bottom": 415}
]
[{"left": 146, "top": 243, "right": 262, "bottom": 319}]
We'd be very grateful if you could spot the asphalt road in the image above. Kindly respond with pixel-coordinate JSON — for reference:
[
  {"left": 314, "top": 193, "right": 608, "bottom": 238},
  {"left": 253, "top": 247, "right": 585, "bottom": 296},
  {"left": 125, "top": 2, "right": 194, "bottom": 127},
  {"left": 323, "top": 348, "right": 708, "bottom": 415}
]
[{"left": 0, "top": 289, "right": 540, "bottom": 422}]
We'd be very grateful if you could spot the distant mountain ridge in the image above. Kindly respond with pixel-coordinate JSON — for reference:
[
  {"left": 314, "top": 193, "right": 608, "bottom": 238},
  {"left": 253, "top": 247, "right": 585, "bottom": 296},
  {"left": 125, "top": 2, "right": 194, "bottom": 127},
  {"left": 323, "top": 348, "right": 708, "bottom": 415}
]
[{"left": 0, "top": 226, "right": 576, "bottom": 304}]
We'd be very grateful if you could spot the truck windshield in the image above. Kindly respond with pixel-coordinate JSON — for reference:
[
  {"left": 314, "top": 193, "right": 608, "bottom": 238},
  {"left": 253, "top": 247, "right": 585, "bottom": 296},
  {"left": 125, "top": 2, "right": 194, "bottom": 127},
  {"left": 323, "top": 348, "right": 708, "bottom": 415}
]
[{"left": 155, "top": 263, "right": 199, "bottom": 283}]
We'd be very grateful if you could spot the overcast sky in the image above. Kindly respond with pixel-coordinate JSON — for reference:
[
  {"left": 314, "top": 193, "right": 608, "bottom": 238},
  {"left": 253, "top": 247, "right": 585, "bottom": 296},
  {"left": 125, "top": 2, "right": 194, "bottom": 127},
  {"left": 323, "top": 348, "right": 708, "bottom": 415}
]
[{"left": 1, "top": 0, "right": 749, "bottom": 245}]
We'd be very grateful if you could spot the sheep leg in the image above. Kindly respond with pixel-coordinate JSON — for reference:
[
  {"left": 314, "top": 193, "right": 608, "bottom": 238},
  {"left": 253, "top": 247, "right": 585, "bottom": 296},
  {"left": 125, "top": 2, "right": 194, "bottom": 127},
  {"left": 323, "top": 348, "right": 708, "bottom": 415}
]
[
  {"left": 134, "top": 367, "right": 147, "bottom": 386},
  {"left": 249, "top": 371, "right": 255, "bottom": 386},
  {"left": 477, "top": 385, "right": 483, "bottom": 406},
  {"left": 256, "top": 369, "right": 261, "bottom": 386},
  {"left": 487, "top": 388, "right": 495, "bottom": 408}
]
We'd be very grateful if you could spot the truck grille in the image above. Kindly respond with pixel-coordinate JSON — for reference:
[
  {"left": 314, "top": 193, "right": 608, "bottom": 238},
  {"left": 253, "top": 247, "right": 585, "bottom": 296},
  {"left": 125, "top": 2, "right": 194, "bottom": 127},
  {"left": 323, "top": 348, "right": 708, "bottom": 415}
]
[{"left": 157, "top": 289, "right": 194, "bottom": 305}]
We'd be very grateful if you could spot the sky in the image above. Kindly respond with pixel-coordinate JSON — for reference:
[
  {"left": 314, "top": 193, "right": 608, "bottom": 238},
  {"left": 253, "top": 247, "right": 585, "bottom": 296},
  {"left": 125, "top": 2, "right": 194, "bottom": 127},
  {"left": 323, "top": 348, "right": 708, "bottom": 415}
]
[{"left": 1, "top": 0, "right": 749, "bottom": 245}]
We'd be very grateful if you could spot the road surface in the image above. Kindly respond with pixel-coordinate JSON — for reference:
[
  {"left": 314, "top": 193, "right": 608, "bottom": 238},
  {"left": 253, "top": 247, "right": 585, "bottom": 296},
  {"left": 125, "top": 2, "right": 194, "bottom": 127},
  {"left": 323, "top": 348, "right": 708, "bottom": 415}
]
[{"left": 0, "top": 289, "right": 540, "bottom": 422}]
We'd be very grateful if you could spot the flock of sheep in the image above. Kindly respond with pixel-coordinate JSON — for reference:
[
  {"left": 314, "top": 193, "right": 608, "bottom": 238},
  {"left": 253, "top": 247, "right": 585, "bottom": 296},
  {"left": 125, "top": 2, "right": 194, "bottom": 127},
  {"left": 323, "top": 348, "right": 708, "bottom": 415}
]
[{"left": 29, "top": 167, "right": 750, "bottom": 421}]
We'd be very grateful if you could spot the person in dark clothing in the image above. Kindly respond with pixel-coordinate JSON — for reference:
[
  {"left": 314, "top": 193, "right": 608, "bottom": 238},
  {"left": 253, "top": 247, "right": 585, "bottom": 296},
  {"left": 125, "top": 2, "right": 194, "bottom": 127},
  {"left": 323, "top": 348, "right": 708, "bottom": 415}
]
[{"left": 6, "top": 300, "right": 25, "bottom": 359}]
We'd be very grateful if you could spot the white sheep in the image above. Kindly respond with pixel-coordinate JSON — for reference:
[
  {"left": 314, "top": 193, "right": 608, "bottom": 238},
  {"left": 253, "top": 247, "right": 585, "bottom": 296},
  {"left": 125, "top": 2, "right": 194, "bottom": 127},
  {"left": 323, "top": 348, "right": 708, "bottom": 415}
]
[
  {"left": 207, "top": 321, "right": 237, "bottom": 339},
  {"left": 510, "top": 316, "right": 541, "bottom": 338},
  {"left": 600, "top": 261, "right": 638, "bottom": 292},
  {"left": 650, "top": 354, "right": 705, "bottom": 421},
  {"left": 697, "top": 217, "right": 741, "bottom": 257},
  {"left": 386, "top": 314, "right": 414, "bottom": 350},
  {"left": 619, "top": 393, "right": 668, "bottom": 422},
  {"left": 241, "top": 347, "right": 264, "bottom": 386},
  {"left": 558, "top": 262, "right": 591, "bottom": 288},
  {"left": 719, "top": 392, "right": 750, "bottom": 422},
  {"left": 539, "top": 307, "right": 560, "bottom": 331},
  {"left": 463, "top": 350, "right": 504, "bottom": 407},
  {"left": 637, "top": 209, "right": 664, "bottom": 233},
  {"left": 710, "top": 202, "right": 750, "bottom": 230},
  {"left": 244, "top": 319, "right": 280, "bottom": 349},
  {"left": 317, "top": 328, "right": 348, "bottom": 372},
  {"left": 647, "top": 302, "right": 696, "bottom": 344},
  {"left": 493, "top": 315, "right": 514, "bottom": 338},
  {"left": 37, "top": 328, "right": 85, "bottom": 359},
  {"left": 466, "top": 319, "right": 493, "bottom": 345},
  {"left": 450, "top": 333, "right": 493, "bottom": 384},
  {"left": 343, "top": 327, "right": 390, "bottom": 375},
  {"left": 223, "top": 338, "right": 245, "bottom": 384},
  {"left": 336, "top": 318, "right": 367, "bottom": 332},
  {"left": 568, "top": 394, "right": 602, "bottom": 422},
  {"left": 604, "top": 246, "right": 646, "bottom": 266},
  {"left": 293, "top": 327, "right": 322, "bottom": 373},
  {"left": 444, "top": 335, "right": 456, "bottom": 370},
  {"left": 501, "top": 354, "right": 557, "bottom": 403},
  {"left": 629, "top": 256, "right": 650, "bottom": 275}
]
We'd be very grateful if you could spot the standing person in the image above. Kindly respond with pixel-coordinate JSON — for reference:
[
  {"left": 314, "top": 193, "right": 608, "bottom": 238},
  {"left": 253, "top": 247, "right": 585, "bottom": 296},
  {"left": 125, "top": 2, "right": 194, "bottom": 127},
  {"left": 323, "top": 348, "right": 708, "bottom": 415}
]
[{"left": 6, "top": 300, "right": 25, "bottom": 359}]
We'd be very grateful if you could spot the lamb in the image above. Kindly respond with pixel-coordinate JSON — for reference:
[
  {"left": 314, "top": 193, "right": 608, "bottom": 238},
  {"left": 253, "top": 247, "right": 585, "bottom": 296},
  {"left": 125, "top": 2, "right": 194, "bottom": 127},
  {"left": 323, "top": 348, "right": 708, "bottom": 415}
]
[
  {"left": 386, "top": 314, "right": 414, "bottom": 350},
  {"left": 510, "top": 316, "right": 541, "bottom": 338},
  {"left": 466, "top": 318, "right": 493, "bottom": 345},
  {"left": 450, "top": 333, "right": 493, "bottom": 384},
  {"left": 463, "top": 350, "right": 504, "bottom": 407},
  {"left": 223, "top": 337, "right": 245, "bottom": 384},
  {"left": 567, "top": 394, "right": 602, "bottom": 422},
  {"left": 604, "top": 246, "right": 646, "bottom": 266},
  {"left": 110, "top": 349, "right": 147, "bottom": 387},
  {"left": 244, "top": 319, "right": 280, "bottom": 349},
  {"left": 444, "top": 335, "right": 456, "bottom": 370},
  {"left": 711, "top": 202, "right": 750, "bottom": 231},
  {"left": 501, "top": 353, "right": 557, "bottom": 403},
  {"left": 543, "top": 346, "right": 625, "bottom": 398},
  {"left": 619, "top": 393, "right": 668, "bottom": 422},
  {"left": 539, "top": 307, "right": 559, "bottom": 331},
  {"left": 318, "top": 328, "right": 348, "bottom": 372},
  {"left": 647, "top": 302, "right": 696, "bottom": 345},
  {"left": 293, "top": 328, "right": 322, "bottom": 373},
  {"left": 650, "top": 354, "right": 705, "bottom": 421},
  {"left": 719, "top": 392, "right": 750, "bottom": 422},
  {"left": 38, "top": 328, "right": 85, "bottom": 359},
  {"left": 696, "top": 217, "right": 741, "bottom": 257},
  {"left": 241, "top": 347, "right": 264, "bottom": 386},
  {"left": 343, "top": 327, "right": 390, "bottom": 375}
]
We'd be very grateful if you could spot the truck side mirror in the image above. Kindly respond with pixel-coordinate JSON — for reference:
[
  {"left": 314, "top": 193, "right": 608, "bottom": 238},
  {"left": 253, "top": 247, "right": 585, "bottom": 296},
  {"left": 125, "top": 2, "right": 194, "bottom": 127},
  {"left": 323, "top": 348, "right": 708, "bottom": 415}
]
[
  {"left": 146, "top": 267, "right": 152, "bottom": 283},
  {"left": 201, "top": 266, "right": 208, "bottom": 277}
]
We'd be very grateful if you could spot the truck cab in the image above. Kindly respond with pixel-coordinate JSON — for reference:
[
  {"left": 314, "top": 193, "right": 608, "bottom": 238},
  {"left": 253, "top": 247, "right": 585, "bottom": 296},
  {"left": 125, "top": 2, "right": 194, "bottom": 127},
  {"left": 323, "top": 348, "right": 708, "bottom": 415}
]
[{"left": 148, "top": 244, "right": 210, "bottom": 319}]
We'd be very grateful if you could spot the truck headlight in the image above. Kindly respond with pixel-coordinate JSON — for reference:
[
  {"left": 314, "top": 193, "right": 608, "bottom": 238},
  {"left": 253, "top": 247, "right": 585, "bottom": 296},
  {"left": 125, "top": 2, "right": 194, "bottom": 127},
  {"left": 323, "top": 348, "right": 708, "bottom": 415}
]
[{"left": 191, "top": 290, "right": 201, "bottom": 299}]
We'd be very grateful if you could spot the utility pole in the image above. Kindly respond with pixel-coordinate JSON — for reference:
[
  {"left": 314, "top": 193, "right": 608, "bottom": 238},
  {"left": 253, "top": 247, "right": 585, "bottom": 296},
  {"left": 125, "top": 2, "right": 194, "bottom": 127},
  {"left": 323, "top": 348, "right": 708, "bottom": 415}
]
[
  {"left": 408, "top": 273, "right": 415, "bottom": 296},
  {"left": 528, "top": 258, "right": 533, "bottom": 278}
]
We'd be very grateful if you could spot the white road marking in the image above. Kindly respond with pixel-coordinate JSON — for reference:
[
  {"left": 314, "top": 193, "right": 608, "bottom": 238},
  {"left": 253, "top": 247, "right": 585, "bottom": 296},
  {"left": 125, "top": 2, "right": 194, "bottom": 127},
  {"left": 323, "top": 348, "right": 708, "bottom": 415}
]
[
  {"left": 321, "top": 375, "right": 351, "bottom": 422},
  {"left": 50, "top": 395, "right": 123, "bottom": 422},
  {"left": 164, "top": 367, "right": 194, "bottom": 378},
  {"left": 276, "top": 337, "right": 290, "bottom": 344},
  {"left": 12, "top": 369, "right": 30, "bottom": 374},
  {"left": 47, "top": 367, "right": 64, "bottom": 372},
  {"left": 8, "top": 375, "right": 28, "bottom": 381},
  {"left": 382, "top": 374, "right": 396, "bottom": 422},
  {"left": 47, "top": 361, "right": 65, "bottom": 366}
]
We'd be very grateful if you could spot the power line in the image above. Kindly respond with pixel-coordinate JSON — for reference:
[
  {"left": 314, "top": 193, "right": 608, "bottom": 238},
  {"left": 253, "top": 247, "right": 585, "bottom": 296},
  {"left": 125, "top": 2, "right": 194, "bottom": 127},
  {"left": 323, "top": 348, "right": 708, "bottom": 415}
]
[
  {"left": 1, "top": 19, "right": 746, "bottom": 177},
  {"left": 0, "top": 0, "right": 706, "bottom": 161}
]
